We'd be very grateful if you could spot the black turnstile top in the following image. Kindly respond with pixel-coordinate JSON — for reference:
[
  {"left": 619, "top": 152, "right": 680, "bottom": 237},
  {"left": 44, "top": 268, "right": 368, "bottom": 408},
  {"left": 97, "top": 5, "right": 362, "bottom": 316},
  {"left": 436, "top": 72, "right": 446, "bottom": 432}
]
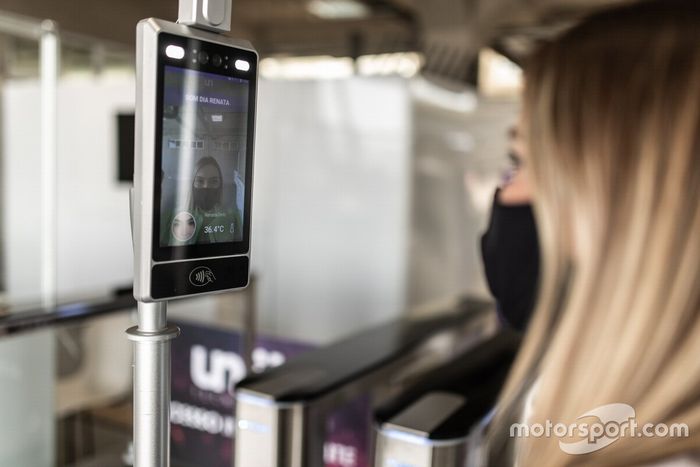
[
  {"left": 375, "top": 330, "right": 521, "bottom": 441},
  {"left": 236, "top": 299, "right": 495, "bottom": 403},
  {"left": 0, "top": 289, "right": 136, "bottom": 338}
]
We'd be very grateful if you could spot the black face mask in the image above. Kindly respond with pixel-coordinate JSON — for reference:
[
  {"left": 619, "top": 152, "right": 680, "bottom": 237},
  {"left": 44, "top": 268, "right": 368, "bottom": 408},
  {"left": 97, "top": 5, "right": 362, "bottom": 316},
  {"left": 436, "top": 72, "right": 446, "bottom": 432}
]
[
  {"left": 193, "top": 188, "right": 220, "bottom": 211},
  {"left": 480, "top": 190, "right": 540, "bottom": 331}
]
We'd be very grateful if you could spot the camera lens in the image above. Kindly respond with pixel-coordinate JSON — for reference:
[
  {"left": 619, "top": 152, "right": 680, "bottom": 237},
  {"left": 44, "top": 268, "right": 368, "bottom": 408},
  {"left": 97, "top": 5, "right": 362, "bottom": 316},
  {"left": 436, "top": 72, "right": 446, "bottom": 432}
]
[
  {"left": 212, "top": 54, "right": 223, "bottom": 67},
  {"left": 198, "top": 51, "right": 209, "bottom": 65}
]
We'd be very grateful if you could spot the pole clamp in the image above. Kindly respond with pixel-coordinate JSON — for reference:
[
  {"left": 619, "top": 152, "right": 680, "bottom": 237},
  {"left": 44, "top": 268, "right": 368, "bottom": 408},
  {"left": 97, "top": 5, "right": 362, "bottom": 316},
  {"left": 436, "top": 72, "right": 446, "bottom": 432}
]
[
  {"left": 126, "top": 325, "right": 181, "bottom": 343},
  {"left": 178, "top": 0, "right": 232, "bottom": 33}
]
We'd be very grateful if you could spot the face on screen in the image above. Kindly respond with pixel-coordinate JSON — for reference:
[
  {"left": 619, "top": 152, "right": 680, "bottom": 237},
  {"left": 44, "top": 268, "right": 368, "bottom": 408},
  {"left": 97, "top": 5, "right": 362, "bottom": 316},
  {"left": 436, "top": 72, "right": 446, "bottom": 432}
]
[{"left": 159, "top": 65, "right": 249, "bottom": 248}]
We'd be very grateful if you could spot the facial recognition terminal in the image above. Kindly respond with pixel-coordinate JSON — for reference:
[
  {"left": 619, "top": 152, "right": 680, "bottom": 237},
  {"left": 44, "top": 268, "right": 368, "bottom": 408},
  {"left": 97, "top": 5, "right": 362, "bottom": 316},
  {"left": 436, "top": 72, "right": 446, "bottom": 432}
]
[
  {"left": 132, "top": 18, "right": 257, "bottom": 302},
  {"left": 129, "top": 5, "right": 255, "bottom": 467}
]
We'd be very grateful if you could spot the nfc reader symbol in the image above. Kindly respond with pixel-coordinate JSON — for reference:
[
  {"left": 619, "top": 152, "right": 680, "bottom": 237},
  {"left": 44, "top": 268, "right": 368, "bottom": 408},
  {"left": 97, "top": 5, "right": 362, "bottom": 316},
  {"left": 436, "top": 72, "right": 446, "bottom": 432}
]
[{"left": 189, "top": 266, "right": 216, "bottom": 287}]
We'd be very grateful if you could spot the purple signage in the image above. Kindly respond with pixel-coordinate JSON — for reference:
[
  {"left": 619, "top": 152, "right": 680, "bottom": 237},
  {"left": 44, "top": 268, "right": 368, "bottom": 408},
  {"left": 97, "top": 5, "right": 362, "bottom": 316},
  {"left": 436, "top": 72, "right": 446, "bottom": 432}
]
[{"left": 170, "top": 319, "right": 371, "bottom": 467}]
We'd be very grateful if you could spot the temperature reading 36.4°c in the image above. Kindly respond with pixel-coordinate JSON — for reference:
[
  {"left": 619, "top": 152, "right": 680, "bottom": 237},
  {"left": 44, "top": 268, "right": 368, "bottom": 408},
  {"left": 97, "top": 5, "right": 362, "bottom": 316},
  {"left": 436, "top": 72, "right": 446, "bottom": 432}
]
[{"left": 204, "top": 225, "right": 225, "bottom": 234}]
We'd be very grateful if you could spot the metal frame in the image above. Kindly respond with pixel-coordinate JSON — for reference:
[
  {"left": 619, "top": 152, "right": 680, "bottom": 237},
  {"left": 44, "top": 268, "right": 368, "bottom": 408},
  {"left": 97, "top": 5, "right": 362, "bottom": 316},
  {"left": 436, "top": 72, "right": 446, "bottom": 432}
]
[{"left": 40, "top": 20, "right": 59, "bottom": 310}]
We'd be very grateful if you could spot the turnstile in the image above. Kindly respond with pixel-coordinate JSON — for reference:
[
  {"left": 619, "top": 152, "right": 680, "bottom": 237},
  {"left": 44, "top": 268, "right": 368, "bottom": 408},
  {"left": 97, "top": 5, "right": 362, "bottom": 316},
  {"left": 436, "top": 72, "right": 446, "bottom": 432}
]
[
  {"left": 234, "top": 299, "right": 499, "bottom": 467},
  {"left": 373, "top": 331, "right": 520, "bottom": 467}
]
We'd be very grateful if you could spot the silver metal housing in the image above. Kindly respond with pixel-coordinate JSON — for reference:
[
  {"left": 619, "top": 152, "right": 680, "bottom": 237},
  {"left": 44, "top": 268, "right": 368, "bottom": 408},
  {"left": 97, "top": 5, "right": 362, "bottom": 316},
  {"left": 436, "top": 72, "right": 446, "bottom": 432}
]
[
  {"left": 132, "top": 18, "right": 257, "bottom": 302},
  {"left": 374, "top": 392, "right": 470, "bottom": 467},
  {"left": 178, "top": 0, "right": 232, "bottom": 33},
  {"left": 234, "top": 308, "right": 499, "bottom": 467}
]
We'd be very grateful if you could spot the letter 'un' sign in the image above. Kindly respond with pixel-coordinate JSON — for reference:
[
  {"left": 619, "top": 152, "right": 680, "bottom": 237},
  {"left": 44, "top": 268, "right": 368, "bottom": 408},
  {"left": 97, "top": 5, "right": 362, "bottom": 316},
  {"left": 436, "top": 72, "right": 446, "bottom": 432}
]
[{"left": 132, "top": 18, "right": 257, "bottom": 301}]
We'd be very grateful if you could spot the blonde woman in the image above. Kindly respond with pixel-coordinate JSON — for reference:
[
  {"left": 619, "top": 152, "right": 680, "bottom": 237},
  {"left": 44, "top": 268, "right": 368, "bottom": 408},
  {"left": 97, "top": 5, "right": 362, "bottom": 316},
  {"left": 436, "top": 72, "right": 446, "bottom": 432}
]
[{"left": 481, "top": 1, "right": 700, "bottom": 465}]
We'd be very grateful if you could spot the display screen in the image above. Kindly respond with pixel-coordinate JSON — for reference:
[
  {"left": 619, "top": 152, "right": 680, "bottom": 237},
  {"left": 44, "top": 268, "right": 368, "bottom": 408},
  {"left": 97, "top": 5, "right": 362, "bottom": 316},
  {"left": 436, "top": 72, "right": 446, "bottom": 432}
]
[{"left": 159, "top": 65, "right": 250, "bottom": 249}]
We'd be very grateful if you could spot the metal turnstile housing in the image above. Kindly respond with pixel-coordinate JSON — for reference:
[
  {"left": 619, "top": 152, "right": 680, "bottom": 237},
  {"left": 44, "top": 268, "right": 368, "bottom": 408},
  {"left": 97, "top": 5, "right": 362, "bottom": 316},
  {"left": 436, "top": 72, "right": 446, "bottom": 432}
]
[
  {"left": 235, "top": 300, "right": 500, "bottom": 467},
  {"left": 373, "top": 331, "right": 521, "bottom": 467}
]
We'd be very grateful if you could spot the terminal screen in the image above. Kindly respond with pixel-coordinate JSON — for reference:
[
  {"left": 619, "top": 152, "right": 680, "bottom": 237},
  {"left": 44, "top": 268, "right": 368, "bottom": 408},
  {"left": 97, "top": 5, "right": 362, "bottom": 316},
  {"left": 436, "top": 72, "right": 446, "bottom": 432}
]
[{"left": 159, "top": 66, "right": 250, "bottom": 248}]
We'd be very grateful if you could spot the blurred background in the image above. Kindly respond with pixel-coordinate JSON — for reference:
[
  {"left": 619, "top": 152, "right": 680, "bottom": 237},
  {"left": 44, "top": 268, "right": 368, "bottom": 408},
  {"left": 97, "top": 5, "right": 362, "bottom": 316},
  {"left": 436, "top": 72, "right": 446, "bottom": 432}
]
[{"left": 0, "top": 0, "right": 634, "bottom": 466}]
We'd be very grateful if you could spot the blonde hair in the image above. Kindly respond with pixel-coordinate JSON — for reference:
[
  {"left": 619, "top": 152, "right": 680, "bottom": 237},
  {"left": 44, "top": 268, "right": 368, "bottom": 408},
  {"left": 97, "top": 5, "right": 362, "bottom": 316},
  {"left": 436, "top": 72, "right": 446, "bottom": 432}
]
[{"left": 490, "top": 2, "right": 700, "bottom": 465}]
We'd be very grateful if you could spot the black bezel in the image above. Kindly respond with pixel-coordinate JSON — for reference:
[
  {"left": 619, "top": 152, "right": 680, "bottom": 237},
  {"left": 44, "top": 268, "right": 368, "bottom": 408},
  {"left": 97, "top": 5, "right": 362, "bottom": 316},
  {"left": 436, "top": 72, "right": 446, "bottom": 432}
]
[{"left": 152, "top": 32, "right": 257, "bottom": 262}]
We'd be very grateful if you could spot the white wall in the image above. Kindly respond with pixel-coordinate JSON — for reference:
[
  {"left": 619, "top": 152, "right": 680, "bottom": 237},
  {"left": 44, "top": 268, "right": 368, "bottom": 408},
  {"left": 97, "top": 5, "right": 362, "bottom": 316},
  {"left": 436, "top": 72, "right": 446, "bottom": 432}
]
[
  {"left": 252, "top": 78, "right": 412, "bottom": 343},
  {"left": 2, "top": 73, "right": 135, "bottom": 304},
  {"left": 55, "top": 75, "right": 135, "bottom": 298},
  {"left": 408, "top": 80, "right": 518, "bottom": 307},
  {"left": 2, "top": 80, "right": 43, "bottom": 303}
]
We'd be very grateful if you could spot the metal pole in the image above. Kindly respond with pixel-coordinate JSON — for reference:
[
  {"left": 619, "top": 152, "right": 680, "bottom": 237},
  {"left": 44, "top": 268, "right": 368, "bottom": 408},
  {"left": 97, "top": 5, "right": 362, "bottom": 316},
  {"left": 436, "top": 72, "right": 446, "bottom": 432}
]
[
  {"left": 40, "top": 20, "right": 59, "bottom": 309},
  {"left": 127, "top": 302, "right": 180, "bottom": 467}
]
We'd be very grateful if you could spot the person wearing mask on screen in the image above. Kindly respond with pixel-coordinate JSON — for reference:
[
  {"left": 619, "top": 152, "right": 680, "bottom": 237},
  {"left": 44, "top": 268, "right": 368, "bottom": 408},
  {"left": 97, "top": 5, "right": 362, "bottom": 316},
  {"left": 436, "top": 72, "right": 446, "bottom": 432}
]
[
  {"left": 476, "top": 1, "right": 700, "bottom": 465},
  {"left": 481, "top": 127, "right": 540, "bottom": 332},
  {"left": 163, "top": 156, "right": 243, "bottom": 246},
  {"left": 190, "top": 156, "right": 243, "bottom": 244}
]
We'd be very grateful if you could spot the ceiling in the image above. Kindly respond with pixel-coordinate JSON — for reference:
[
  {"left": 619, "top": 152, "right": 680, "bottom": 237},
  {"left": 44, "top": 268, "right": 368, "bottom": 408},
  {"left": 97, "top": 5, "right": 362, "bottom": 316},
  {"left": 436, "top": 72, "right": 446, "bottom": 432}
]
[{"left": 0, "top": 0, "right": 639, "bottom": 82}]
